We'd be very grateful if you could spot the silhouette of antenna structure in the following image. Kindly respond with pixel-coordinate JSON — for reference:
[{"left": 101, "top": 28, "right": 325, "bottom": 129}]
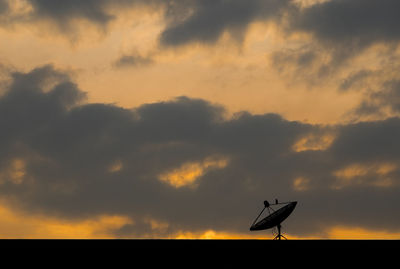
[{"left": 250, "top": 199, "right": 297, "bottom": 240}]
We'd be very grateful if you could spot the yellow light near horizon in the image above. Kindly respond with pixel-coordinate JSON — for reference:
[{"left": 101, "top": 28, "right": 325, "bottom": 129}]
[
  {"left": 328, "top": 226, "right": 400, "bottom": 240},
  {"left": 0, "top": 203, "right": 133, "bottom": 239},
  {"left": 0, "top": 200, "right": 400, "bottom": 239},
  {"left": 175, "top": 227, "right": 400, "bottom": 240},
  {"left": 174, "top": 230, "right": 271, "bottom": 240}
]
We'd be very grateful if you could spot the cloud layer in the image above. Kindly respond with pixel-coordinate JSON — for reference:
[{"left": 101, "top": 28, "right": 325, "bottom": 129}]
[
  {"left": 5, "top": 0, "right": 397, "bottom": 50},
  {"left": 1, "top": 65, "right": 400, "bottom": 237},
  {"left": 1, "top": 0, "right": 400, "bottom": 238}
]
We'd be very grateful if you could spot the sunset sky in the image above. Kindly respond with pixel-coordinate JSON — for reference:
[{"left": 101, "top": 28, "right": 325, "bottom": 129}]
[{"left": 0, "top": 0, "right": 400, "bottom": 239}]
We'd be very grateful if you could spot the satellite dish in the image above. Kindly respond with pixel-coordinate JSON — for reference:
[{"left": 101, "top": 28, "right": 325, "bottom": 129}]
[{"left": 250, "top": 199, "right": 297, "bottom": 240}]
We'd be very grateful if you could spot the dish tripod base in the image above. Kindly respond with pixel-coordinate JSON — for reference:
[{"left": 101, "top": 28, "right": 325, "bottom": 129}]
[{"left": 273, "top": 224, "right": 287, "bottom": 240}]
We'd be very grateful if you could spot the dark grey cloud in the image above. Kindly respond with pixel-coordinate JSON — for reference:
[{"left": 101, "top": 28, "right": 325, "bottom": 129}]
[
  {"left": 353, "top": 80, "right": 400, "bottom": 118},
  {"left": 0, "top": 0, "right": 8, "bottom": 15},
  {"left": 0, "top": 0, "right": 164, "bottom": 32},
  {"left": 113, "top": 54, "right": 154, "bottom": 68},
  {"left": 292, "top": 0, "right": 400, "bottom": 50},
  {"left": 286, "top": 0, "right": 400, "bottom": 76},
  {"left": 339, "top": 69, "right": 373, "bottom": 92},
  {"left": 272, "top": 47, "right": 316, "bottom": 70},
  {"left": 29, "top": 0, "right": 115, "bottom": 25},
  {"left": 27, "top": 0, "right": 165, "bottom": 25},
  {"left": 1, "top": 64, "right": 400, "bottom": 237},
  {"left": 270, "top": 46, "right": 320, "bottom": 79},
  {"left": 160, "top": 0, "right": 292, "bottom": 46},
  {"left": 160, "top": 0, "right": 400, "bottom": 51},
  {"left": 271, "top": 0, "right": 400, "bottom": 84},
  {"left": 329, "top": 117, "right": 400, "bottom": 164}
]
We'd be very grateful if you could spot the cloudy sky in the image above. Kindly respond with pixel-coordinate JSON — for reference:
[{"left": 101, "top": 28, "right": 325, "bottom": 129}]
[{"left": 0, "top": 0, "right": 400, "bottom": 239}]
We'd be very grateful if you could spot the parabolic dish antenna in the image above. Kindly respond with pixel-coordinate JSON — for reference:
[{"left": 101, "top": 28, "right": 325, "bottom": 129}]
[{"left": 250, "top": 199, "right": 297, "bottom": 240}]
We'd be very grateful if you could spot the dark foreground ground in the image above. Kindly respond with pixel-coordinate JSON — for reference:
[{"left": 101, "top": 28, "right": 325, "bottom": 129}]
[
  {"left": 1, "top": 239, "right": 396, "bottom": 263},
  {"left": 0, "top": 238, "right": 397, "bottom": 249}
]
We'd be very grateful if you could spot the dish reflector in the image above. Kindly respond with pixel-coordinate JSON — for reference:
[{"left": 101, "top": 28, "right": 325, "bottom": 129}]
[{"left": 250, "top": 201, "right": 297, "bottom": 231}]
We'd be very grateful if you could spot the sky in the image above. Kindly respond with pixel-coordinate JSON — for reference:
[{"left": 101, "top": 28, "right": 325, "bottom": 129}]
[{"left": 0, "top": 0, "right": 400, "bottom": 239}]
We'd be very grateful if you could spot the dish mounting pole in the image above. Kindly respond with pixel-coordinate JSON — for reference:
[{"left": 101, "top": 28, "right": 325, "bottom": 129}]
[{"left": 273, "top": 224, "right": 287, "bottom": 240}]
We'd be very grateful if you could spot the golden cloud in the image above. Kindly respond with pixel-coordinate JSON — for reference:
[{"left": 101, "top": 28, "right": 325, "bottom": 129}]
[
  {"left": 333, "top": 162, "right": 397, "bottom": 189},
  {"left": 292, "top": 132, "right": 336, "bottom": 152},
  {"left": 292, "top": 176, "right": 311, "bottom": 191},
  {"left": 159, "top": 156, "right": 229, "bottom": 188},
  {"left": 0, "top": 158, "right": 27, "bottom": 185}
]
